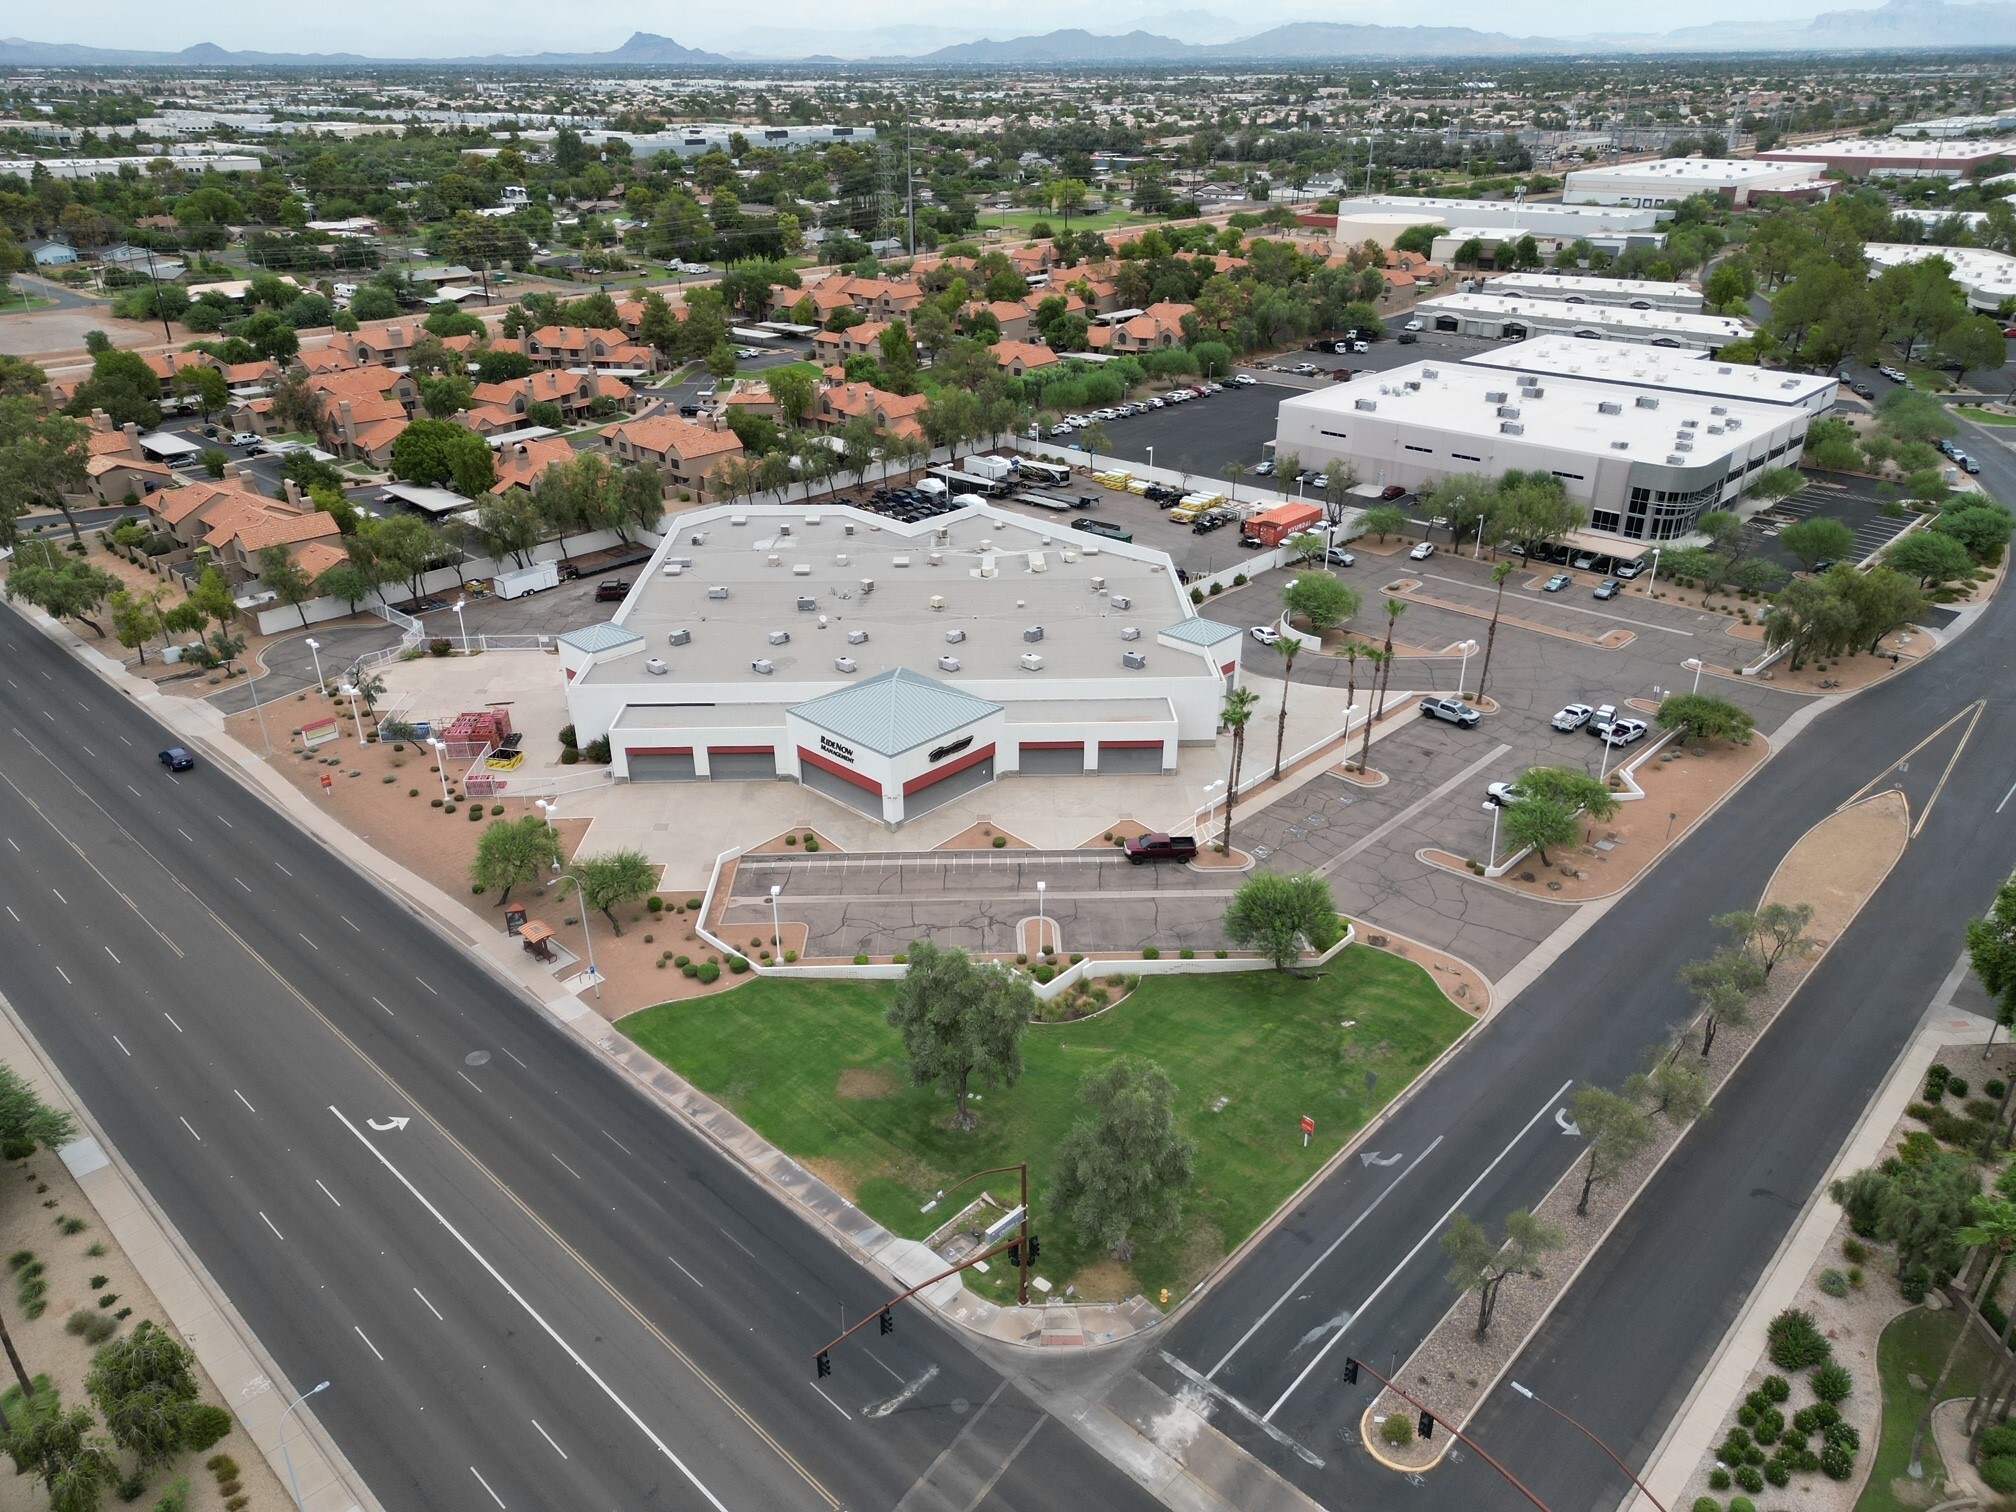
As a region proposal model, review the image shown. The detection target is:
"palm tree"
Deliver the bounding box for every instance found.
[1271,637,1299,780]
[1372,599,1406,721]
[1340,643,1365,767]
[1218,685,1261,855]
[1475,560,1516,706]
[1916,1192,2016,1472]
[1356,648,1390,772]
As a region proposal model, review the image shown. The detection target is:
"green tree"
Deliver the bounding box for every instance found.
[7,1404,114,1512]
[254,545,317,629]
[85,1320,199,1470]
[1764,573,1860,670]
[64,348,160,430]
[1504,794,1577,867]
[188,566,237,632]
[1625,1048,1711,1124]
[1886,530,1974,591]
[417,373,473,420]
[1223,872,1342,970]
[1714,902,1818,977]
[1474,559,1517,705]
[108,588,164,666]
[764,366,816,429]
[357,514,444,600]
[1937,313,2010,384]
[472,492,544,570]
[1779,516,1855,572]
[1654,693,1755,745]
[1966,879,2016,1032]
[350,285,399,322]
[173,364,230,422]
[470,815,561,908]
[0,400,90,545]
[1280,573,1360,637]
[1934,505,2014,563]
[1679,945,1768,1056]
[1570,1085,1652,1216]
[1217,684,1261,856]
[1515,765,1622,821]
[568,850,659,935]
[3,555,121,638]
[1440,1208,1564,1339]
[0,1061,75,1160]
[885,940,1032,1130]
[391,419,495,496]
[1362,505,1406,542]
[1049,1057,1197,1261]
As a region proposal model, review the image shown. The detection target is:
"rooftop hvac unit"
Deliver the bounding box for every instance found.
[777,524,791,536]
[945,628,967,643]
[1501,421,1525,435]
[1080,544,1101,555]
[804,512,821,525]
[1019,652,1044,672]
[1354,398,1378,412]
[1022,626,1045,643]
[1666,454,1687,466]
[1636,395,1660,410]
[1518,374,1539,386]
[1061,549,1078,564]
[1525,386,1545,399]
[1597,401,1623,415]
[793,563,812,576]
[843,523,855,536]
[892,555,911,567]
[1711,405,1728,416]
[1716,367,1734,376]
[669,627,691,646]
[1675,440,1694,452]
[708,585,729,600]
[833,656,857,674]
[1725,418,1742,431]
[834,553,849,566]
[1110,594,1132,610]
[645,658,668,676]
[847,629,868,645]
[732,514,748,526]
[1120,626,1141,641]
[689,533,705,546]
[929,595,945,611]
[1681,419,1699,430]
[1780,377,1800,389]
[860,578,874,594]
[1422,367,1440,379]
[766,554,780,567]
[1497,405,1522,419]
[1485,390,1508,403]
[1030,552,1048,573]
[938,655,961,672]
[1706,425,1725,435]
[1404,379,1421,391]
[767,630,791,645]
[980,539,993,551]
[1611,440,1631,451]
[978,561,997,579]
[1090,576,1106,591]
[1122,651,1148,669]
[928,552,942,566]
[751,658,775,675]
[797,596,818,611]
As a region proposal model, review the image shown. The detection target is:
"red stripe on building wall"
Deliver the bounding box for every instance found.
[1220,661,1237,677]
[1020,741,1083,751]
[706,745,774,756]
[797,745,883,794]
[901,743,995,796]
[1097,740,1162,750]
[625,747,693,757]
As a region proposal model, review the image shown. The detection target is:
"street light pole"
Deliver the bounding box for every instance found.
[247,652,274,758]
[1036,879,1046,951]
[451,597,469,653]
[429,738,452,802]
[539,799,601,998]
[1683,656,1704,694]
[1454,639,1479,699]
[769,883,783,959]
[1644,545,1663,598]
[304,636,325,695]
[277,1380,331,1512]
[339,683,365,748]
[1508,1381,1667,1512]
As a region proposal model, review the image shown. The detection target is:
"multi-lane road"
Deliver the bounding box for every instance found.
[0,606,1158,1510]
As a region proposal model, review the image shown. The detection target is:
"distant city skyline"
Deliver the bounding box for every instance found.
[12,0,1868,59]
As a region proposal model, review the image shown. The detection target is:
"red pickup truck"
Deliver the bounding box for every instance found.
[1124,833,1200,864]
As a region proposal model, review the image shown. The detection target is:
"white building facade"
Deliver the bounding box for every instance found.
[1411,292,1751,351]
[1562,158,1832,208]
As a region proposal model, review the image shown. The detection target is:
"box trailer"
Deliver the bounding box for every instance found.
[494,560,560,599]
[964,455,1016,484]
[1243,502,1323,548]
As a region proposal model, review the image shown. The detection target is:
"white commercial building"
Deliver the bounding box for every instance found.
[1334,195,1667,253]
[1562,157,1832,208]
[557,503,1243,825]
[1481,272,1704,313]
[1412,291,1750,351]
[1273,344,1824,546]
[577,123,875,160]
[1464,335,1838,416]
[0,153,261,181]
[1862,243,2016,312]
[1760,136,2016,179]
[1893,112,2016,139]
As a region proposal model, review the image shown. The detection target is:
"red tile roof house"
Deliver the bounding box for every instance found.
[489,436,578,495]
[308,366,417,464]
[811,321,892,362]
[993,341,1061,378]
[469,370,637,424]
[525,326,660,372]
[598,415,745,502]
[331,323,419,369]
[1107,302,1195,352]
[810,382,929,442]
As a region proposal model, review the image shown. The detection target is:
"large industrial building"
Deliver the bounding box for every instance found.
[1410,291,1751,350]
[1759,136,2016,178]
[1272,340,1830,546]
[1561,157,1833,208]
[556,504,1244,823]
[1480,272,1705,313]
[1862,243,2016,312]
[1332,195,1666,253]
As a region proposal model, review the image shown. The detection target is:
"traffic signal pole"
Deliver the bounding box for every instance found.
[812,1229,1035,1378]
[1346,1357,1556,1512]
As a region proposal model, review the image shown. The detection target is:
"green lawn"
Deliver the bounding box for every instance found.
[976,208,1159,236]
[621,950,1470,1305]
[1957,406,2016,427]
[0,290,56,314]
[1856,1306,2001,1511]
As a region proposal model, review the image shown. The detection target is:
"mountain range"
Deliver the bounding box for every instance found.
[9,0,2016,67]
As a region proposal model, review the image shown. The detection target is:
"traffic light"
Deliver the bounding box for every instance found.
[879,1308,894,1336]
[816,1352,831,1379]
[1342,1358,1359,1385]
[1027,1234,1041,1262]
[1005,1243,1021,1266]
[1418,1411,1434,1441]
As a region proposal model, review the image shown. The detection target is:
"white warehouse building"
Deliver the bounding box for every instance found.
[1411,291,1751,350]
[556,504,1244,825]
[1333,195,1667,253]
[1481,272,1705,313]
[1562,157,1833,208]
[1273,345,1829,546]
[1862,243,2016,313]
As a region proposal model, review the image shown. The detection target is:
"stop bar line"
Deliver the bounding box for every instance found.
[1262,1077,1575,1423]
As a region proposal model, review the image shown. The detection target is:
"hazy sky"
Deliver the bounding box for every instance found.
[21,0,1849,54]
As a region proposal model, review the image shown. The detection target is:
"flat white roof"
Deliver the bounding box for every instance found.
[1762,136,2016,164]
[1486,272,1703,304]
[583,503,1200,690]
[1280,362,1789,464]
[1564,158,1822,186]
[1465,335,1836,407]
[1864,242,2016,302]
[1415,292,1750,342]
[1337,195,1661,227]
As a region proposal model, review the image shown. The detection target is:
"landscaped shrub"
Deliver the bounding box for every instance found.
[1729,1496,1757,1512]
[1762,1459,1791,1488]
[1823,1422,1859,1454]
[1750,1407,1783,1445]
[854,953,870,965]
[182,1403,232,1452]
[1901,1264,1931,1303]
[1692,1498,1721,1512]
[1949,1076,1971,1099]
[1818,1444,1853,1480]
[1980,1424,2016,1459]
[1733,1465,1764,1493]
[695,962,720,983]
[648,896,664,913]
[1179,948,1195,960]
[1758,1374,1790,1404]
[1818,1269,1849,1297]
[65,1309,116,1343]
[1841,1237,1869,1264]
[804,837,820,851]
[153,1477,190,1512]
[727,955,750,974]
[1811,1363,1853,1404]
[785,833,798,845]
[1926,1063,1952,1100]
[1766,1308,1831,1370]
[1380,1413,1414,1447]
[1719,1427,1751,1460]
[1989,1079,2008,1100]
[1707,1468,1732,1491]
[1736,1402,1759,1426]
[559,724,578,750]
[1033,965,1054,983]
[1142,947,1160,960]
[680,963,697,978]
[686,898,702,910]
[992,835,1007,848]
[1983,1456,2016,1494]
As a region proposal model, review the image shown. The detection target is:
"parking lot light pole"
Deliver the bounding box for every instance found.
[1196,777,1225,836]
[451,598,469,653]
[429,738,452,802]
[769,883,783,959]
[1487,799,1502,870]
[1036,880,1046,949]
[304,636,325,695]
[338,683,365,748]
[1644,545,1663,598]
[1145,446,1154,477]
[1683,656,1704,694]
[1454,639,1480,699]
[1598,728,1620,786]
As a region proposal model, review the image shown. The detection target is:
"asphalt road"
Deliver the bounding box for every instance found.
[0,609,1159,1511]
[1148,431,2016,1507]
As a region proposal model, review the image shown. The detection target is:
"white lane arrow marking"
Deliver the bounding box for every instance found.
[863,1364,939,1419]
[1556,1108,1582,1137]
[366,1116,411,1132]
[1358,1151,1404,1167]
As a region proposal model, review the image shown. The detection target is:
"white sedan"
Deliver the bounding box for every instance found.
[1409,541,1437,561]
[1249,625,1282,646]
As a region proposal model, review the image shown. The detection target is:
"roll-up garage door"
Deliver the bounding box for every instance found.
[1435,315,1459,333]
[801,760,882,816]
[1017,743,1085,776]
[905,756,995,818]
[1096,741,1164,775]
[707,747,777,780]
[628,749,696,781]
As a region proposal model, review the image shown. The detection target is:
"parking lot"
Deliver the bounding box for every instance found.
[1754,475,1917,574]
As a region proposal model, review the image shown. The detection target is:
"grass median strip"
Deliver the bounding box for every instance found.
[621,948,1470,1305]
[1858,1307,1998,1511]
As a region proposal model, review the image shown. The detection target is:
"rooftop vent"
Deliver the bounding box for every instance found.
[732,514,748,526]
[1029,552,1048,573]
[1404,379,1422,392]
[797,596,818,611]
[751,658,775,675]
[1354,398,1378,412]
[843,523,855,536]
[1598,400,1623,415]
[663,562,683,577]
[804,512,821,526]
[945,628,966,644]
[1122,651,1148,669]
[767,630,791,646]
[777,524,791,536]
[891,554,910,568]
[929,595,945,611]
[645,658,668,676]
[766,554,780,567]
[1421,367,1440,379]
[1023,626,1045,643]
[833,656,857,674]
[938,655,961,673]
[928,552,942,566]
[689,533,705,546]
[708,586,729,600]
[1120,626,1141,641]
[792,563,811,576]
[1061,549,1079,564]
[1090,575,1106,592]
[847,629,868,645]
[1636,395,1660,410]
[859,578,874,595]
[834,553,849,566]
[669,628,691,647]
[1019,652,1045,672]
